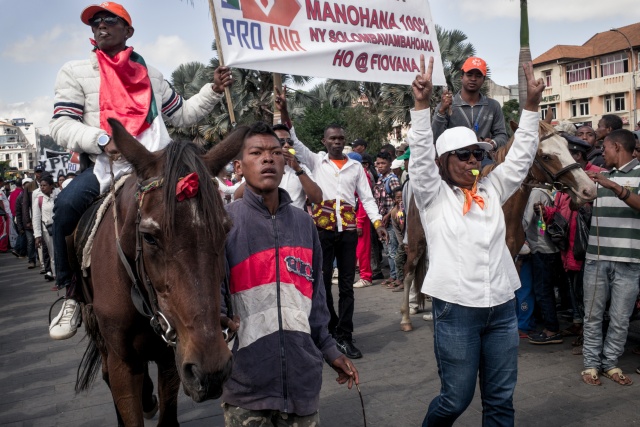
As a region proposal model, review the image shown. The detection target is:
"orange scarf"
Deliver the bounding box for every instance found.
[461,183,485,215]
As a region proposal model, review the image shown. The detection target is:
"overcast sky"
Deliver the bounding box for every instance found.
[1,0,639,132]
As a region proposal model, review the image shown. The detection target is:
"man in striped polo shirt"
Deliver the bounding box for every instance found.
[581,129,640,386]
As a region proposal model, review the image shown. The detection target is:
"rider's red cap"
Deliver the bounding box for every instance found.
[81,2,132,26]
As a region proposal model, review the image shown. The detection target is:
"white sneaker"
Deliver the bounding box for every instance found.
[353,279,372,288]
[49,298,80,340]
[409,307,419,315]
[422,312,433,321]
[332,268,339,285]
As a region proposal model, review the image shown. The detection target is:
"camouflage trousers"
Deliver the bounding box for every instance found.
[223,403,320,426]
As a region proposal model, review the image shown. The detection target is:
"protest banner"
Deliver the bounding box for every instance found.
[39,149,80,181]
[212,0,446,86]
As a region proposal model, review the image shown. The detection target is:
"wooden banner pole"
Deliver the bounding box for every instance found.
[207,0,236,127]
[273,73,282,126]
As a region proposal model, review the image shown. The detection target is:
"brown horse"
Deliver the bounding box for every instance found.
[75,119,242,426]
[399,120,597,331]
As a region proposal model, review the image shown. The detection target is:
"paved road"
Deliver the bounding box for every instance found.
[1,252,640,426]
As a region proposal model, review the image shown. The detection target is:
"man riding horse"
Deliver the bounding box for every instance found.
[49,2,232,340]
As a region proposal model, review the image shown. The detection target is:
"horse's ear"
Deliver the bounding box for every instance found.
[202,126,250,176]
[108,118,161,178]
[510,120,518,133]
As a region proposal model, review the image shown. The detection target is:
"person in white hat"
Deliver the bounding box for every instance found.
[409,56,545,425]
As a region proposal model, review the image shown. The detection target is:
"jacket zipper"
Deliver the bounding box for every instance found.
[272,214,289,412]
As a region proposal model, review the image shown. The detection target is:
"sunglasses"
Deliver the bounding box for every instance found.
[278,138,293,146]
[450,149,486,162]
[89,16,122,27]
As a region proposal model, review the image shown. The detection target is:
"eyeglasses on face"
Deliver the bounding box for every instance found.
[90,16,122,27]
[450,149,485,162]
[278,138,293,146]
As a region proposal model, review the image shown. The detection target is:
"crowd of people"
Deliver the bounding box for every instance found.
[2,2,640,426]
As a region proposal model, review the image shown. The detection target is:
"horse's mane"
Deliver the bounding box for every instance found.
[160,140,226,242]
[479,119,554,178]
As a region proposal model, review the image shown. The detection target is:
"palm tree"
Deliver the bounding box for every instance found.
[378,25,478,127]
[166,42,314,144]
[517,0,532,113]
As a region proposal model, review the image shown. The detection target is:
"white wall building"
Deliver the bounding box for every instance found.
[0,118,38,173]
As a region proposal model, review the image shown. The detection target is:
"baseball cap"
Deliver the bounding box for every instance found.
[391,159,404,170]
[396,147,411,161]
[563,134,591,152]
[435,127,493,157]
[81,2,132,26]
[34,166,44,172]
[347,152,363,163]
[22,177,33,184]
[461,57,487,76]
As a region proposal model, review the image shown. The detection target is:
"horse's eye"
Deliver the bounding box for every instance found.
[541,155,552,162]
[143,233,158,246]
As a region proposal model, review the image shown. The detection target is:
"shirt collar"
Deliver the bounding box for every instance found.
[612,158,639,173]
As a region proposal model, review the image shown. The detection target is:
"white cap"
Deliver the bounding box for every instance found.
[435,126,493,157]
[22,177,33,184]
[391,158,404,169]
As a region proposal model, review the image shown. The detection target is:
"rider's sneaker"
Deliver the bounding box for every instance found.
[49,298,80,340]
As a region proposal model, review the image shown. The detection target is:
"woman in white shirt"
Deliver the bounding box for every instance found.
[409,57,545,426]
[33,175,59,279]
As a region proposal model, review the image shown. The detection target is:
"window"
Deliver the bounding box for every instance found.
[18,162,23,169]
[571,99,590,117]
[601,53,628,77]
[17,153,22,159]
[544,70,552,87]
[604,93,626,112]
[566,61,592,83]
[541,104,557,120]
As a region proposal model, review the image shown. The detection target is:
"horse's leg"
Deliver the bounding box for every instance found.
[142,362,159,420]
[101,355,125,427]
[401,270,415,331]
[156,353,180,427]
[106,354,146,427]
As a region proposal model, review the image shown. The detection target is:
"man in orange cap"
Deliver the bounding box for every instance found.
[432,56,508,153]
[48,2,233,341]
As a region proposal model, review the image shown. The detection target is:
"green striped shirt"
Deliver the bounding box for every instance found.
[586,158,640,263]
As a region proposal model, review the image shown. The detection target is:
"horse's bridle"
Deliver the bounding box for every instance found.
[528,131,581,192]
[110,170,234,347]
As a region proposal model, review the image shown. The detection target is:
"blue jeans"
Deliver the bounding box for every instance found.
[53,167,100,288]
[382,224,397,279]
[531,252,560,332]
[24,229,36,263]
[516,257,536,332]
[424,298,518,427]
[582,259,640,371]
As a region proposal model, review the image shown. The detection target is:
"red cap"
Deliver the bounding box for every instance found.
[461,57,487,76]
[81,2,132,26]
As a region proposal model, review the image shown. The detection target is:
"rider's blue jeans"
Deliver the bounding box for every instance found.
[53,167,100,289]
[423,298,518,427]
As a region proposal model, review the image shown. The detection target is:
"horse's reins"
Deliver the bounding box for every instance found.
[108,158,235,347]
[524,131,581,193]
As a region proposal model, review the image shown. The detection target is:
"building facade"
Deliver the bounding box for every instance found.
[0,118,38,173]
[533,22,640,130]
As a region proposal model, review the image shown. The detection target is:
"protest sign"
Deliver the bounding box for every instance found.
[39,149,80,181]
[213,0,446,86]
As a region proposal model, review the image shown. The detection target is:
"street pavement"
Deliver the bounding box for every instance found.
[1,252,640,426]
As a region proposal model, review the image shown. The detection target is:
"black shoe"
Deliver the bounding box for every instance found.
[528,331,563,345]
[11,250,20,258]
[371,273,384,281]
[336,338,363,359]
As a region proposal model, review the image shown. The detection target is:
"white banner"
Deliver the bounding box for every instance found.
[213,0,446,86]
[39,149,80,181]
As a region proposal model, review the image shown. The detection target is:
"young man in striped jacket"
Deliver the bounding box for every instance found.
[581,129,640,386]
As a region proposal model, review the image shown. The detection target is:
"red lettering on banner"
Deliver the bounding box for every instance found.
[309,27,326,42]
[306,0,400,29]
[333,49,354,67]
[269,27,306,51]
[371,54,420,73]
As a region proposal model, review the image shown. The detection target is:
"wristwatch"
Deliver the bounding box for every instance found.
[295,169,305,176]
[98,134,111,151]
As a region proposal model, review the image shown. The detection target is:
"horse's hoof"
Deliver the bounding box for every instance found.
[143,394,158,419]
[401,323,413,332]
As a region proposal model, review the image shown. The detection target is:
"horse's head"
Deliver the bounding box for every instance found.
[527,120,597,206]
[109,119,242,402]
